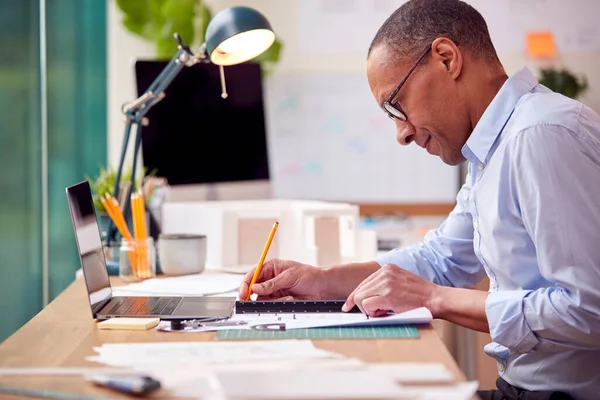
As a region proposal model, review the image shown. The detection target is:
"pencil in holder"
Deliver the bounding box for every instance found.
[119,237,156,282]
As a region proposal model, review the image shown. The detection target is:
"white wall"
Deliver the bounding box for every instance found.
[107,0,154,174]
[106,0,374,171]
[107,0,600,185]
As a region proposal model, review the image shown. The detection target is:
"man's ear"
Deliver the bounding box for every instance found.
[431,37,462,80]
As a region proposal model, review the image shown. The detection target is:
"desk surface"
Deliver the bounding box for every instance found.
[0,277,466,399]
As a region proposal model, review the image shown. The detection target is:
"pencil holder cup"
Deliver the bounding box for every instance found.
[102,242,121,276]
[119,237,156,282]
[158,233,207,275]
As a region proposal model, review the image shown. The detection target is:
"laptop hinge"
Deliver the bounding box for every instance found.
[93,296,112,317]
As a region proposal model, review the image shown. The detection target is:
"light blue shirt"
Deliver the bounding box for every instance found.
[376,67,600,400]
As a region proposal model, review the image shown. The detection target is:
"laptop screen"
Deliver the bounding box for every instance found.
[66,181,112,316]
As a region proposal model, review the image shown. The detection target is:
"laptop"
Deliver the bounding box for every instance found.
[66,181,236,321]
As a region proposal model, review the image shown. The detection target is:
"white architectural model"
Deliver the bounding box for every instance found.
[161,199,372,273]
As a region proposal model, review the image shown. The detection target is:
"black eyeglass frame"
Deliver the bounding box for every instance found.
[382,40,458,122]
[382,46,432,122]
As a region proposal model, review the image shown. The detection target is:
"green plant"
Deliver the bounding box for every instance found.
[85,166,135,213]
[115,0,283,73]
[539,68,588,99]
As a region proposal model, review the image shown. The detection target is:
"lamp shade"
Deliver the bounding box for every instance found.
[205,6,275,66]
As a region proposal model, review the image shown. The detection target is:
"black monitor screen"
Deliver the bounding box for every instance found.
[134,61,269,185]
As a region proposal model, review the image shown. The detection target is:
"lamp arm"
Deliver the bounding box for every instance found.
[147,50,190,94]
[121,122,144,232]
[106,37,209,244]
[121,40,209,118]
[106,120,133,244]
[113,121,133,198]
[122,48,190,117]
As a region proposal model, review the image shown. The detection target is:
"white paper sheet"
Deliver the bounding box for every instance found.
[0,367,132,376]
[87,339,474,400]
[281,306,432,329]
[157,307,432,332]
[216,369,409,399]
[213,369,478,400]
[111,272,242,297]
[140,362,470,399]
[87,340,344,368]
[365,363,454,383]
[401,381,480,400]
[135,359,367,398]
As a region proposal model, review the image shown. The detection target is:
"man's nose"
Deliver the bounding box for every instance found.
[395,120,415,146]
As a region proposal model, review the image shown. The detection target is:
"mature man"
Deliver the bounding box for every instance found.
[239,1,600,399]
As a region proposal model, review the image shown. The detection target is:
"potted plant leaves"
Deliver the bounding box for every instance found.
[539,68,588,99]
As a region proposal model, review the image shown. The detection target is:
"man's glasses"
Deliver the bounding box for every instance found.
[382,46,432,122]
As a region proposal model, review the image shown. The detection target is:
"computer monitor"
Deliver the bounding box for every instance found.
[134,61,270,191]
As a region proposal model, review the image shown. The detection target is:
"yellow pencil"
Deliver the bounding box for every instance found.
[131,192,143,277]
[136,191,150,278]
[104,195,132,240]
[102,195,137,275]
[137,191,150,278]
[245,221,279,301]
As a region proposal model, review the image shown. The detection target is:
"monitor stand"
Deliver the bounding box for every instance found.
[206,184,219,201]
[165,180,272,202]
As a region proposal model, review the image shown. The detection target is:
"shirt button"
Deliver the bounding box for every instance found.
[498,362,505,373]
[477,163,483,172]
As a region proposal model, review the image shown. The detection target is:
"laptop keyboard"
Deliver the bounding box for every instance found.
[105,297,182,316]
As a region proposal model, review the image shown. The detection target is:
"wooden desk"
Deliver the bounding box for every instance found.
[0,277,466,399]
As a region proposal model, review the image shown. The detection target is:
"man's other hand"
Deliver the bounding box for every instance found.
[342,264,440,317]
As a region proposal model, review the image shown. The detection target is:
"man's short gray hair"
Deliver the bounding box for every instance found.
[369,0,500,63]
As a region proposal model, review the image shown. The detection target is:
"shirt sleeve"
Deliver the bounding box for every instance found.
[375,172,486,289]
[486,122,600,354]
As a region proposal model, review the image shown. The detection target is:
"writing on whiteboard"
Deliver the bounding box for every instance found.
[264,74,458,202]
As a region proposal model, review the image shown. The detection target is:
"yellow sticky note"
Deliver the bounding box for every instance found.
[97,317,160,331]
[526,31,556,58]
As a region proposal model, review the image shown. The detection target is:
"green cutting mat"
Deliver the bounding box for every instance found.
[216,325,419,340]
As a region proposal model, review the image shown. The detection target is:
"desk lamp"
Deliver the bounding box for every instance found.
[107,6,275,243]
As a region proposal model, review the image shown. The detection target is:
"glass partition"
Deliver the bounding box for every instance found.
[0,0,106,341]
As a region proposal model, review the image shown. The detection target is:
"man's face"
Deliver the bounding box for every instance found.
[367,44,470,166]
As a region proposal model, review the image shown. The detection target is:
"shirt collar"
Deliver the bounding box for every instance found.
[462,66,539,165]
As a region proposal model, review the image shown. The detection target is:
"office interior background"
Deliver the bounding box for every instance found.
[1,0,599,388]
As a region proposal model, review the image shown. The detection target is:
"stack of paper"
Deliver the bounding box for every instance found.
[87,341,479,399]
[87,340,344,368]
[111,272,242,297]
[87,340,353,398]
[214,368,479,399]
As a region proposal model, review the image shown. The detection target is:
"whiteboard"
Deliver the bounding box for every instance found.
[267,0,600,203]
[469,0,600,52]
[297,0,403,55]
[263,73,460,203]
[297,0,600,54]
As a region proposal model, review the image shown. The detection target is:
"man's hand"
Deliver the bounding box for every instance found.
[342,264,440,317]
[238,260,383,301]
[238,259,328,301]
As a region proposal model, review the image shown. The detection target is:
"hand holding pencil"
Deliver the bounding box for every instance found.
[245,221,279,301]
[239,222,333,301]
